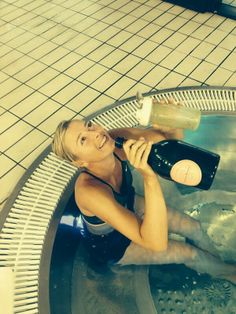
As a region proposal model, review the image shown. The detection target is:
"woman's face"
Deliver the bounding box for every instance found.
[64,119,115,164]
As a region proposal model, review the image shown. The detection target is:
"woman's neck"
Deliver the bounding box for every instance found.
[86,153,118,181]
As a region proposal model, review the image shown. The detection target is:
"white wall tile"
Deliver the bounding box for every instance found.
[205,29,228,45]
[14,61,47,82]
[205,67,233,86]
[176,37,201,55]
[166,16,188,31]
[9,92,47,118]
[141,65,170,86]
[154,12,176,27]
[88,44,115,62]
[40,46,71,66]
[1,84,34,110]
[191,24,214,40]
[26,67,59,89]
[132,40,158,58]
[49,51,80,72]
[38,106,75,135]
[126,60,155,80]
[190,41,215,59]
[192,12,212,24]
[149,28,174,44]
[0,155,16,177]
[91,70,122,92]
[160,50,186,70]
[119,35,146,53]
[80,94,115,116]
[146,45,172,64]
[65,88,100,112]
[23,99,61,125]
[221,52,236,71]
[65,57,94,78]
[28,41,58,59]
[189,61,217,82]
[113,15,137,29]
[204,14,226,28]
[100,49,127,68]
[52,80,87,104]
[164,32,188,49]
[39,74,73,98]
[0,112,18,133]
[0,106,5,115]
[0,120,33,152]
[105,75,136,98]
[156,71,186,89]
[219,34,236,51]
[205,47,231,66]
[95,26,120,42]
[0,78,21,99]
[175,56,202,76]
[0,165,25,203]
[78,64,108,85]
[224,73,236,87]
[178,20,201,35]
[122,82,151,99]
[137,24,161,38]
[113,54,142,74]
[107,30,133,47]
[125,19,149,34]
[5,129,48,162]
[218,18,236,33]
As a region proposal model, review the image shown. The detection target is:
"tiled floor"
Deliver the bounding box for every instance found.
[0,0,236,209]
[223,0,236,7]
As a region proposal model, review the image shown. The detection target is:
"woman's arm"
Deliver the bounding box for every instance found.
[76,138,168,252]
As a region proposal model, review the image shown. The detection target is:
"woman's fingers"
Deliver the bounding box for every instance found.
[123,138,148,166]
[129,138,146,165]
[124,138,156,177]
[158,97,183,107]
[133,142,148,168]
[124,138,153,170]
[141,141,153,166]
[123,138,144,163]
[159,98,166,105]
[167,97,175,105]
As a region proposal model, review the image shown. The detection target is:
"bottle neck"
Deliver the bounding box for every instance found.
[115,137,126,149]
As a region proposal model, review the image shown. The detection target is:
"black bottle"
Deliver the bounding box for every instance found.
[115,137,220,190]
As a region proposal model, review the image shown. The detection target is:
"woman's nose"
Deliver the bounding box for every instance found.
[91,131,102,141]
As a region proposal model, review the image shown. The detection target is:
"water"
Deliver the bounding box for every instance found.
[71,114,236,314]
[132,115,236,261]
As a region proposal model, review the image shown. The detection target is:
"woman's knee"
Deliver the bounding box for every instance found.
[168,241,198,263]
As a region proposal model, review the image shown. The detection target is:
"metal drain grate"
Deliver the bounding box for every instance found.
[149,264,236,314]
[204,280,231,306]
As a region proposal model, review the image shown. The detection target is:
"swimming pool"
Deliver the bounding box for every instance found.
[50,113,236,314]
[1,87,235,313]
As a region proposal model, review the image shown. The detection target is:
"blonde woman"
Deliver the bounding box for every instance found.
[52,102,236,284]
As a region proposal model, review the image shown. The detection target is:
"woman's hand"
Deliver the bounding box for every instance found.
[151,98,184,140]
[123,137,156,179]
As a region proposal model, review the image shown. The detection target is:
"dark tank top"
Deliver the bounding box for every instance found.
[78,153,135,264]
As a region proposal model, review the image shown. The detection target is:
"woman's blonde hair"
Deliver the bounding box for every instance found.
[51,120,77,162]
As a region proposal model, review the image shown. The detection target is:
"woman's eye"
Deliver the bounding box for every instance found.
[87,121,92,128]
[81,137,86,145]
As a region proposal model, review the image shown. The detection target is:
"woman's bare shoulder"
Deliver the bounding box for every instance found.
[75,172,102,195]
[75,172,111,215]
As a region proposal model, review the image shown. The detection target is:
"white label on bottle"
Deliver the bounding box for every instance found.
[170,159,202,186]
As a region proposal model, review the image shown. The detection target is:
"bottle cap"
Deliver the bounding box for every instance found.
[136,97,153,126]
